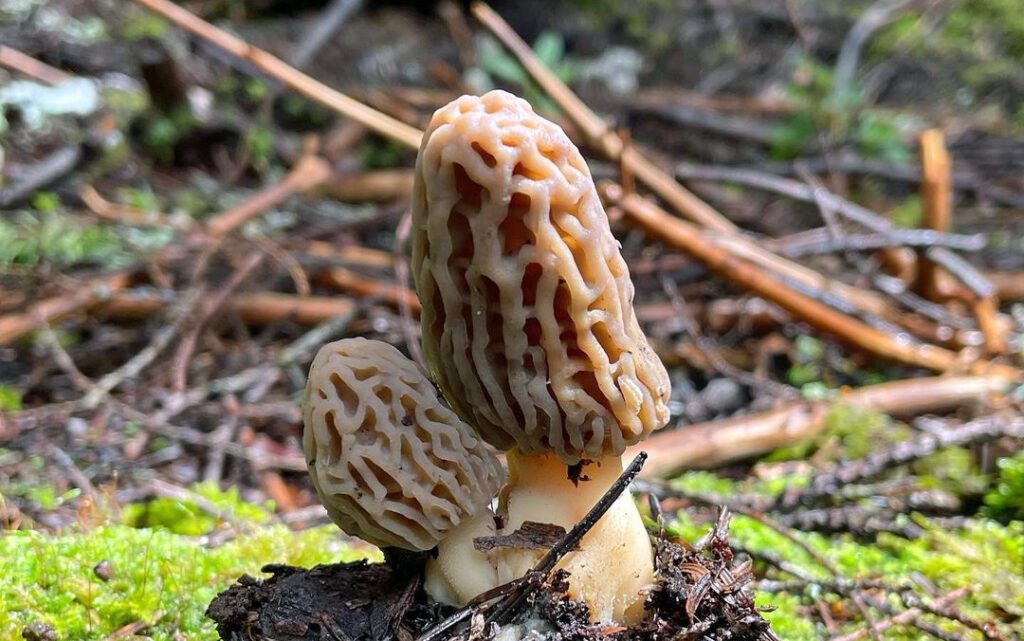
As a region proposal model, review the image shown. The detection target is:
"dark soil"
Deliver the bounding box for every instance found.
[206,512,774,641]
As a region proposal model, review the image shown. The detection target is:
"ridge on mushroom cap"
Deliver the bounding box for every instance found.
[412,90,671,464]
[302,337,505,551]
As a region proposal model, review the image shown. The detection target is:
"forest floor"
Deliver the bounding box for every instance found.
[1,1,1023,640]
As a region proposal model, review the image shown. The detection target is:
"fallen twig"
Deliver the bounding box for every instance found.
[0,145,84,209]
[675,162,996,300]
[470,1,736,234]
[629,374,1011,477]
[602,182,1019,378]
[832,0,918,101]
[486,453,648,626]
[0,45,70,85]
[0,272,135,345]
[130,0,422,149]
[916,129,952,300]
[780,414,1024,509]
[101,291,358,327]
[206,152,332,237]
[317,169,415,203]
[772,228,986,256]
[829,587,972,641]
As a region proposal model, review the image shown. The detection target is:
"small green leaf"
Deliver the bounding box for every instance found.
[533,31,565,67]
[0,384,23,411]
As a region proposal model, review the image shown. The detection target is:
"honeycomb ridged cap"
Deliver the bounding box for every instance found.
[411,90,671,464]
[302,338,505,550]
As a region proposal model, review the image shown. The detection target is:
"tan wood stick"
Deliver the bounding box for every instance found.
[130,0,423,149]
[631,376,1010,477]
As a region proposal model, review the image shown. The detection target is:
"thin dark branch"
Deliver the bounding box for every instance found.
[780,415,1024,509]
[772,228,987,257]
[486,453,648,626]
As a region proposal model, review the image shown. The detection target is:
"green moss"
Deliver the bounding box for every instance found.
[756,591,819,641]
[0,384,22,411]
[984,451,1024,522]
[0,485,373,640]
[876,0,1024,92]
[122,483,273,536]
[0,211,127,267]
[670,509,1023,637]
[669,471,738,498]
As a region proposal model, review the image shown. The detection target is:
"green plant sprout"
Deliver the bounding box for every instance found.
[467,31,580,115]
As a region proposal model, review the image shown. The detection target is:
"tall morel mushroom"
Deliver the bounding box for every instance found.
[412,90,672,623]
[302,337,506,605]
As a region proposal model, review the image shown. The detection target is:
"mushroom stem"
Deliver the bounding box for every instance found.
[495,450,654,624]
[424,509,500,606]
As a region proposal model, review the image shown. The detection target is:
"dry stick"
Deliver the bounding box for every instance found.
[773,228,985,256]
[829,587,973,641]
[710,235,890,319]
[602,182,1020,379]
[779,415,1024,509]
[82,289,203,409]
[102,291,358,327]
[918,131,1007,354]
[129,0,1014,374]
[170,252,267,392]
[0,145,84,208]
[0,272,134,345]
[628,374,1011,478]
[470,1,735,235]
[896,592,1008,641]
[393,209,426,369]
[317,169,415,203]
[918,130,1008,355]
[973,296,1009,355]
[468,1,937,330]
[130,0,422,149]
[988,272,1024,302]
[318,266,420,313]
[916,129,952,301]
[831,0,917,101]
[0,45,71,85]
[675,162,996,300]
[206,153,332,236]
[81,185,191,229]
[485,452,649,626]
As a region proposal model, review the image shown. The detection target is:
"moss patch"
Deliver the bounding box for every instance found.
[0,489,373,641]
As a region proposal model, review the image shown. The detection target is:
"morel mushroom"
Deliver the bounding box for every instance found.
[302,337,506,605]
[412,91,671,623]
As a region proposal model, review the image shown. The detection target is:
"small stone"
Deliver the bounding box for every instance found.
[21,622,57,641]
[700,378,745,415]
[93,560,113,581]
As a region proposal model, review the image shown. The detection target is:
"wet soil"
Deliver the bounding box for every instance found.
[206,513,775,641]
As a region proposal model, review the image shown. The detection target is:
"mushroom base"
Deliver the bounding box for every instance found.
[424,509,500,606]
[495,450,655,625]
[205,512,773,641]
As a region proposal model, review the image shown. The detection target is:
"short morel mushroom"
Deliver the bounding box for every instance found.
[411,90,672,623]
[302,337,506,605]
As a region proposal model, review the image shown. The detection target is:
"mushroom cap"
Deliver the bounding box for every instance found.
[411,90,671,464]
[302,337,505,551]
